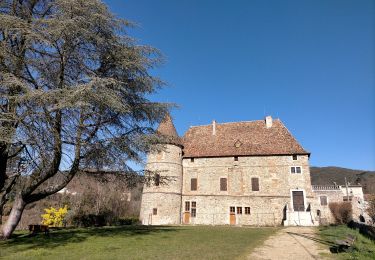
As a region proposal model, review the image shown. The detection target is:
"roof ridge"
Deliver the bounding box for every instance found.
[188,118,281,128]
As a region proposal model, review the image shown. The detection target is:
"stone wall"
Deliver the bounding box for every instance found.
[181,154,316,225]
[313,190,343,224]
[139,144,183,225]
[182,195,288,226]
[140,192,181,225]
[314,188,367,224]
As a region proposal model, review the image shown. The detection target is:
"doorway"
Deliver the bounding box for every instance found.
[292,191,305,211]
[183,212,190,224]
[229,206,236,225]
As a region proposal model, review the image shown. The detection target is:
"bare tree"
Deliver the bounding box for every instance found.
[367,195,375,224]
[0,0,169,239]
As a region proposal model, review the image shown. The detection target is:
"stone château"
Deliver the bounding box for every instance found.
[140,115,365,226]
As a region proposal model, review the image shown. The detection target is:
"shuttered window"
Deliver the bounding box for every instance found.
[191,178,197,191]
[320,196,328,206]
[251,177,259,191]
[220,178,227,191]
[153,208,157,215]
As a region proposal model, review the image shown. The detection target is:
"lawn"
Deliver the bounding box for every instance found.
[318,225,375,260]
[0,225,278,259]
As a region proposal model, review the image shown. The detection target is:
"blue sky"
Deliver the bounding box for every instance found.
[105,0,375,170]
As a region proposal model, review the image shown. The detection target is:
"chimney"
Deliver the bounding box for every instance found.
[265,116,272,128]
[212,120,216,135]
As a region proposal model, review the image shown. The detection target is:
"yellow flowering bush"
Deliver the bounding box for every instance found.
[41,205,68,227]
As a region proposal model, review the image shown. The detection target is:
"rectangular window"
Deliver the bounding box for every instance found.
[191,201,196,217]
[320,196,328,206]
[153,208,157,215]
[251,177,259,191]
[185,201,190,211]
[245,207,251,215]
[220,178,227,191]
[290,167,302,174]
[343,196,353,202]
[191,178,197,191]
[191,208,196,217]
[234,156,238,161]
[155,174,160,186]
[230,206,235,213]
[237,207,242,214]
[190,158,194,163]
[292,155,298,160]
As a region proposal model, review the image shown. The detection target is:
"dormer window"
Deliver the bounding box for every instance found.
[292,155,298,160]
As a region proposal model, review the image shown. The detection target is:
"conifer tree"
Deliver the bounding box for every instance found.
[0,0,168,238]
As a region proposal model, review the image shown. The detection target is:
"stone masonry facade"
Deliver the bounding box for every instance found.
[140,115,327,226]
[181,155,314,226]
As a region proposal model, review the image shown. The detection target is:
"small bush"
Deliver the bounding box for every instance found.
[329,202,353,224]
[72,214,106,227]
[115,217,139,226]
[70,214,139,227]
[41,205,68,227]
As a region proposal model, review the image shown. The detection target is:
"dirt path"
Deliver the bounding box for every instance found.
[248,227,331,260]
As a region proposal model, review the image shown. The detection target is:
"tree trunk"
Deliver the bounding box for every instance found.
[0,207,3,225]
[0,144,8,192]
[1,196,26,239]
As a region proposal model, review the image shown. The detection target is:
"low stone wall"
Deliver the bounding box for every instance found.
[348,221,375,241]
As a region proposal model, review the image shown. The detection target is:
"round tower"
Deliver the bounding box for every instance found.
[140,114,183,225]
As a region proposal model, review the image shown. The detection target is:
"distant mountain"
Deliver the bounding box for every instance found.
[310,166,375,194]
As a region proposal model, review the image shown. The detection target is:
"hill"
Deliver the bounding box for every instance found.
[310,166,375,194]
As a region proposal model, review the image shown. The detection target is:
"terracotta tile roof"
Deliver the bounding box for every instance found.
[182,118,309,157]
[157,114,183,147]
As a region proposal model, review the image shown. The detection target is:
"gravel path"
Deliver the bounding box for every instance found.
[248,227,331,260]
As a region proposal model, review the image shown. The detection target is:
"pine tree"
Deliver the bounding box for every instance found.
[0,0,169,238]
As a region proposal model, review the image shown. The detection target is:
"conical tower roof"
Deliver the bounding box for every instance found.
[156,114,183,147]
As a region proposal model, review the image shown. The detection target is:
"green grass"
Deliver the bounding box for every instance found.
[318,225,375,260]
[0,225,278,259]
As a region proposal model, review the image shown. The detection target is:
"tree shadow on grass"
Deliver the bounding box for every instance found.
[286,232,335,246]
[1,225,179,253]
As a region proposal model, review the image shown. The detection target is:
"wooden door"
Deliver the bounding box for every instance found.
[292,191,305,211]
[230,214,236,225]
[183,212,190,224]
